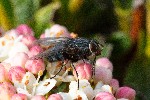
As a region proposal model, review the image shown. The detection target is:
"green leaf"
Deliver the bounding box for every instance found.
[34,1,61,37]
[10,0,40,26]
[108,31,132,57]
[124,57,150,100]
[0,0,14,30]
[51,82,69,93]
[100,43,113,58]
[113,0,132,9]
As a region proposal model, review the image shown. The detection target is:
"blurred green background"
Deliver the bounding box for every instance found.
[0,0,150,99]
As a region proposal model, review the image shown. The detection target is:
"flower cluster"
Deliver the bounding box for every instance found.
[0,24,136,100]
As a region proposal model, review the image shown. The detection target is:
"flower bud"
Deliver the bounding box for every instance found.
[8,42,29,58]
[25,59,45,75]
[0,62,11,72]
[48,94,63,100]
[0,64,9,82]
[115,86,136,100]
[96,57,113,71]
[0,82,16,100]
[16,24,34,36]
[11,93,27,100]
[117,98,128,100]
[31,95,46,100]
[8,66,26,82]
[40,33,45,38]
[21,35,36,48]
[110,79,119,93]
[45,24,70,37]
[73,62,92,80]
[11,52,29,67]
[94,66,112,84]
[28,45,43,58]
[95,92,116,100]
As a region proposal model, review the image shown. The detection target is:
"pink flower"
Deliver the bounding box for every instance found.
[95,92,116,100]
[73,62,92,80]
[11,93,27,100]
[48,94,63,100]
[16,24,34,36]
[11,52,29,67]
[115,86,136,100]
[31,95,46,100]
[21,35,36,49]
[28,45,43,58]
[0,64,9,82]
[109,79,119,93]
[45,24,71,37]
[0,82,16,100]
[25,59,45,74]
[8,66,26,82]
[96,57,113,71]
[94,65,112,84]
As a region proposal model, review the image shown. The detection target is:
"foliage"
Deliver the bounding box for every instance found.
[0,0,150,99]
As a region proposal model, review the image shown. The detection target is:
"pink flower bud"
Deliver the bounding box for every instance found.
[94,65,112,84]
[0,64,9,82]
[28,45,43,58]
[95,92,116,100]
[115,86,136,100]
[73,62,92,80]
[8,66,26,82]
[0,82,16,100]
[45,24,71,37]
[48,94,63,100]
[40,33,45,38]
[96,57,113,71]
[25,59,45,74]
[11,93,27,100]
[110,79,119,93]
[21,35,36,48]
[11,52,29,67]
[31,95,46,100]
[16,24,34,36]
[0,62,12,72]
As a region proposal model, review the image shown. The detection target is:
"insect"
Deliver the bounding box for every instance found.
[30,37,103,87]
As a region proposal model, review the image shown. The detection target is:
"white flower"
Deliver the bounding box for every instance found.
[35,79,57,95]
[57,79,94,100]
[44,24,70,37]
[46,62,75,84]
[0,30,28,61]
[14,71,57,99]
[0,36,14,61]
[94,81,113,96]
[58,90,88,100]
[69,79,94,100]
[8,42,28,58]
[58,92,73,100]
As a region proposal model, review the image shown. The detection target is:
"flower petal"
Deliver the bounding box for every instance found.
[22,72,36,93]
[69,79,94,100]
[35,79,57,95]
[58,92,73,100]
[17,88,32,98]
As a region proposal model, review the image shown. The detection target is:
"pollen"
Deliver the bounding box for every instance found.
[1,41,5,46]
[38,70,43,76]
[43,82,50,86]
[25,80,29,85]
[75,95,82,100]
[56,31,63,37]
